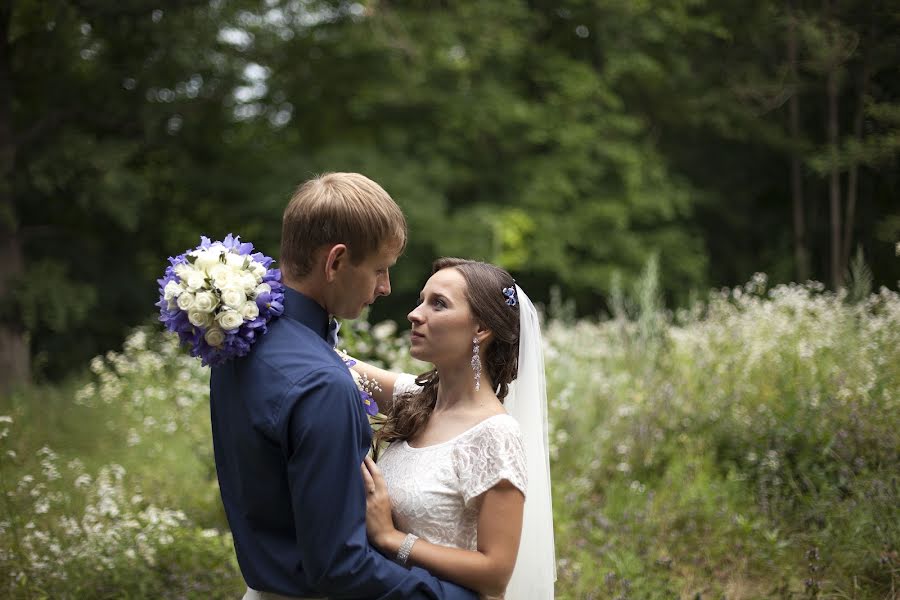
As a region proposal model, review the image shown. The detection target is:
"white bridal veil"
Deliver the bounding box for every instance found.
[504,285,556,599]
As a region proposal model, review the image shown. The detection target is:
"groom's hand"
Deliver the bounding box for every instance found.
[361,456,405,555]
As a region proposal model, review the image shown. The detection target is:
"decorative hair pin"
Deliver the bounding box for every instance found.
[502,285,518,307]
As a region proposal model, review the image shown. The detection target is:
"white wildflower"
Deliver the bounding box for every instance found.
[127,429,141,447]
[371,321,397,340]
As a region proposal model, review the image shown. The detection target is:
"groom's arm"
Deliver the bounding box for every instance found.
[281,367,477,600]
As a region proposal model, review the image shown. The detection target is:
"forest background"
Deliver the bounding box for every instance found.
[1,0,899,385]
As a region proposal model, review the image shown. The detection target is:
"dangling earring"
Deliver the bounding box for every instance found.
[471,337,481,392]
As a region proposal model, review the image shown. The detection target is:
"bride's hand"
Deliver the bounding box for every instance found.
[360,456,405,553]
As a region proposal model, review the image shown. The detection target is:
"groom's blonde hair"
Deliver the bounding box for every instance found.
[280,172,407,280]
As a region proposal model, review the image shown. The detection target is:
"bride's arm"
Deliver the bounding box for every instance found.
[361,457,524,598]
[344,357,410,416]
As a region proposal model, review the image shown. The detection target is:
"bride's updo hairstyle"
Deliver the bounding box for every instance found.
[374,257,520,449]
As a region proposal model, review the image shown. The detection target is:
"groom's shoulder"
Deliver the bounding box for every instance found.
[247,316,343,384]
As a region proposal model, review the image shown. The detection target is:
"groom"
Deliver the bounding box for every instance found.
[210,173,476,599]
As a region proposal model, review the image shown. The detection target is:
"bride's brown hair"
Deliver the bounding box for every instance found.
[374,258,520,450]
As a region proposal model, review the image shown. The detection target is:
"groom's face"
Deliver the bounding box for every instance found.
[329,241,400,319]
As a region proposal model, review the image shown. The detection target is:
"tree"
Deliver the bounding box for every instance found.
[4,0,899,382]
[0,2,28,392]
[2,0,263,384]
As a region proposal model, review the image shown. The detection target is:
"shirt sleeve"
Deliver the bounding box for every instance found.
[282,366,477,600]
[393,372,422,399]
[453,417,528,506]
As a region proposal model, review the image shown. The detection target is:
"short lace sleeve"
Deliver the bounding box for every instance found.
[453,416,527,506]
[392,373,421,400]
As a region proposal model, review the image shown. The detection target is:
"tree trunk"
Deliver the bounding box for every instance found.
[842,47,870,275]
[826,41,842,289]
[787,3,809,282]
[0,1,29,393]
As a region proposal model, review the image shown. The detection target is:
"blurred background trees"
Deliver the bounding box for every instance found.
[2,0,898,385]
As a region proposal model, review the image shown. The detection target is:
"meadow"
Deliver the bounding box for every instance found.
[1,272,898,599]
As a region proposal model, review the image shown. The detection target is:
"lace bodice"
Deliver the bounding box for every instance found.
[378,374,527,552]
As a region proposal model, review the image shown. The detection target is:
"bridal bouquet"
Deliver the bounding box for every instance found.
[157,234,284,366]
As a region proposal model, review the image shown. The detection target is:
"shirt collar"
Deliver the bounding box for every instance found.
[282,287,331,342]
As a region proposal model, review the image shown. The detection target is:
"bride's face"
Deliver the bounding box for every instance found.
[407,268,479,366]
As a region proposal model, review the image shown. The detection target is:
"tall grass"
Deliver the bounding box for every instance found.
[547,271,899,599]
[1,271,898,598]
[0,331,241,598]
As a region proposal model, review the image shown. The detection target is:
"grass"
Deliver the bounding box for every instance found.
[1,272,898,598]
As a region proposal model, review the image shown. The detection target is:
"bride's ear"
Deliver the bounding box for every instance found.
[474,324,492,346]
[323,244,348,283]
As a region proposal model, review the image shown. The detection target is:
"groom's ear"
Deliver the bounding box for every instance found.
[323,244,349,283]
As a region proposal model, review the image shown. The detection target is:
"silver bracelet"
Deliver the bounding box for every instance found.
[396,533,419,565]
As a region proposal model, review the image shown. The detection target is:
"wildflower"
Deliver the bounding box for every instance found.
[127,429,141,446]
[371,321,397,340]
[90,356,105,374]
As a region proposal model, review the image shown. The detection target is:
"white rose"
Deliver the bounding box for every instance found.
[221,287,246,309]
[204,327,226,347]
[163,281,182,301]
[239,271,258,292]
[193,291,217,313]
[188,310,213,328]
[216,310,244,331]
[220,265,246,290]
[253,283,272,298]
[176,292,195,311]
[241,301,259,321]
[185,270,207,291]
[193,249,224,271]
[249,261,266,279]
[209,263,231,285]
[225,252,247,269]
[173,263,192,280]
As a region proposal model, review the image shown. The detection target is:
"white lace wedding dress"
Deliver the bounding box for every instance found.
[378,374,527,598]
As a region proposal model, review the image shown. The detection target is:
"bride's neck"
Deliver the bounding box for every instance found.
[433,362,493,412]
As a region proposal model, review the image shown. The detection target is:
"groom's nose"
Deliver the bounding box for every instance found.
[375,271,391,297]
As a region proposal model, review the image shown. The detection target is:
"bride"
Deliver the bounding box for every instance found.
[350,257,555,599]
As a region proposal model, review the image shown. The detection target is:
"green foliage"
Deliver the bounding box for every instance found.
[8,261,96,333]
[0,329,242,597]
[846,247,874,304]
[2,273,899,597]
[6,0,900,382]
[546,275,900,598]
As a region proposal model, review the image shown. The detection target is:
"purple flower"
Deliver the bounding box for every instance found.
[360,390,379,417]
[335,350,380,416]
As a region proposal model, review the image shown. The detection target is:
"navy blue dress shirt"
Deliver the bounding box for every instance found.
[210,287,476,599]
